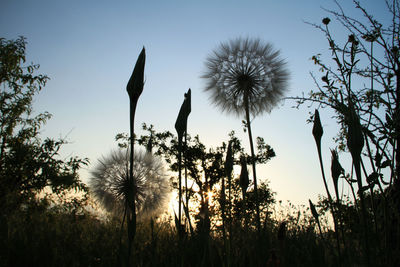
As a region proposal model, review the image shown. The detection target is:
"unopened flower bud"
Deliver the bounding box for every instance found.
[322,17,330,25]
[331,149,344,198]
[239,156,249,197]
[312,110,323,147]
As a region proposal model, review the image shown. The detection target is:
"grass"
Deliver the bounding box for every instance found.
[2,195,381,267]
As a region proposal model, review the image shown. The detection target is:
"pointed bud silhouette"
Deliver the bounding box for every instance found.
[312,109,323,148]
[239,156,249,198]
[224,141,233,178]
[331,149,344,200]
[126,47,146,102]
[175,88,191,146]
[346,102,364,160]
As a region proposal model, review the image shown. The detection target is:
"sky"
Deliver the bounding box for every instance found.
[0,0,391,206]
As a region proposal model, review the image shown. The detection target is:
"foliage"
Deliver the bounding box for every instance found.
[0,194,344,267]
[0,36,88,208]
[0,36,90,266]
[289,0,399,182]
[2,199,120,267]
[8,2,400,262]
[288,1,400,265]
[129,124,276,234]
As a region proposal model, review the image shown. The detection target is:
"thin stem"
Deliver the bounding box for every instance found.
[184,131,189,234]
[314,141,342,264]
[244,95,261,233]
[127,101,137,265]
[221,171,226,243]
[353,153,371,266]
[177,142,182,237]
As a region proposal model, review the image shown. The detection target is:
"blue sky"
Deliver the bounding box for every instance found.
[0,0,390,205]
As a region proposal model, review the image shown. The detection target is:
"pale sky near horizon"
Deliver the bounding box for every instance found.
[0,0,391,206]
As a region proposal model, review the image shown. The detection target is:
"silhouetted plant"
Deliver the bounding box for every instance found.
[89,149,170,219]
[202,37,289,232]
[312,110,343,262]
[222,139,233,260]
[0,36,89,208]
[174,88,191,235]
[288,1,400,265]
[0,36,93,266]
[330,149,344,204]
[309,199,325,245]
[125,46,146,264]
[239,156,249,200]
[134,125,275,231]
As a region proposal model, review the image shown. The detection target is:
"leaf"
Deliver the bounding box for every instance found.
[367,172,379,185]
[380,159,391,169]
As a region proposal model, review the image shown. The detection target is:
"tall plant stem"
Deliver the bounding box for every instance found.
[353,155,371,266]
[221,175,226,239]
[183,132,192,235]
[221,174,228,266]
[177,144,182,237]
[314,142,342,264]
[228,171,232,266]
[396,62,400,183]
[316,217,325,243]
[127,101,137,265]
[244,97,261,233]
[360,159,378,233]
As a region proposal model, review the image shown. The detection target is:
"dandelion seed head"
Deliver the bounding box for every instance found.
[90,149,171,220]
[202,37,289,117]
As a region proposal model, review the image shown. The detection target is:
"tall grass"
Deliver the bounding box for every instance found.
[4,193,379,267]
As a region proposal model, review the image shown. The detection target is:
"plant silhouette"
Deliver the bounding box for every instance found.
[202,37,289,231]
[89,149,170,219]
[125,46,145,264]
[174,88,191,236]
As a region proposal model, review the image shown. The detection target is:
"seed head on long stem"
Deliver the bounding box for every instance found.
[90,149,170,219]
[202,37,289,117]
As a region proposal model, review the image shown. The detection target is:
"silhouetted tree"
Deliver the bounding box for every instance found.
[0,36,89,266]
[0,36,88,208]
[133,124,276,233]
